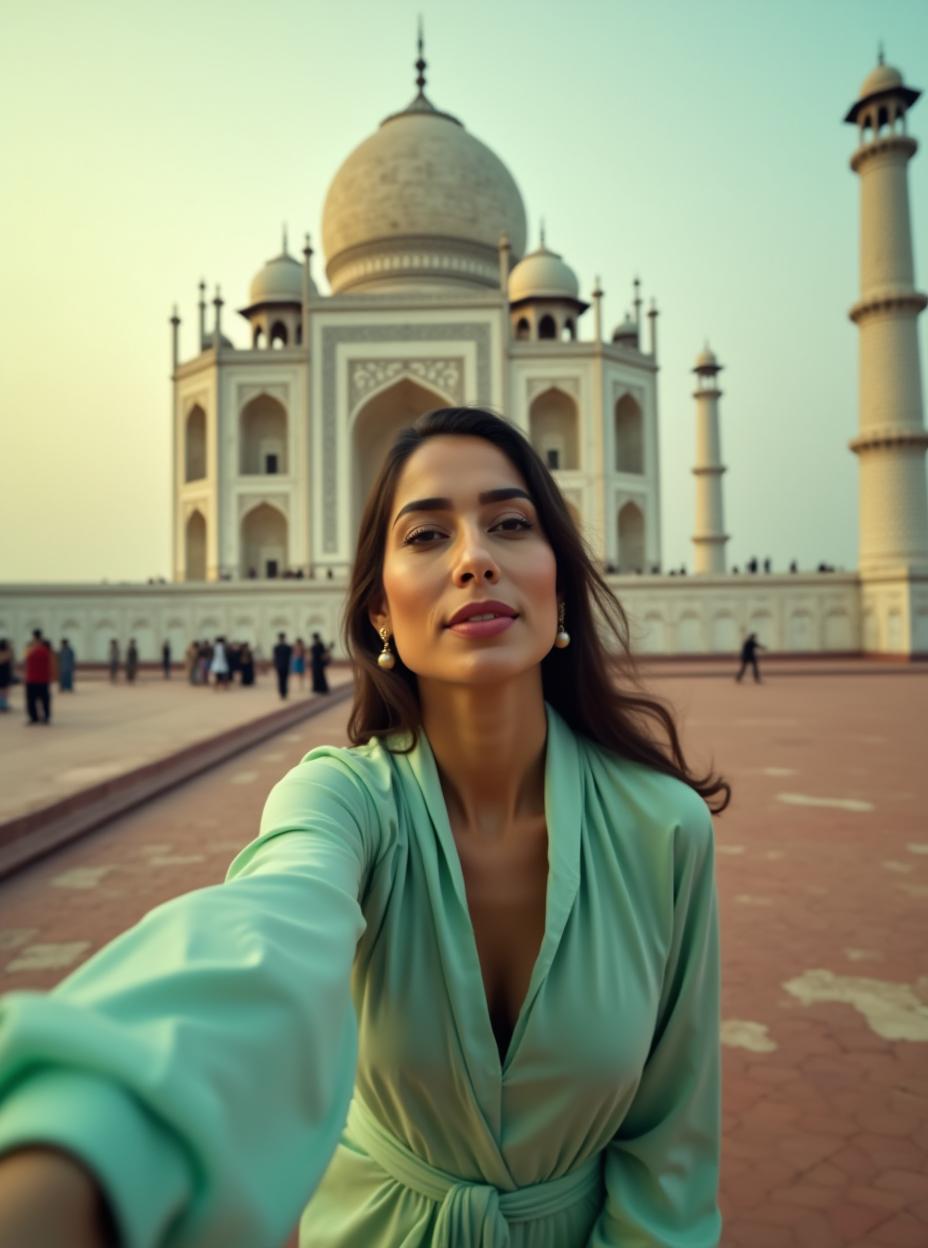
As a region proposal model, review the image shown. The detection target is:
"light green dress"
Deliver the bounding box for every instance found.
[0,701,722,1247]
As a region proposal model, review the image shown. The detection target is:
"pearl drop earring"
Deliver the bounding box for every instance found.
[555,602,570,649]
[377,627,396,670]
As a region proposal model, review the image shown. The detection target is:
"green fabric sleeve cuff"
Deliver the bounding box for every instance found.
[0,1068,193,1248]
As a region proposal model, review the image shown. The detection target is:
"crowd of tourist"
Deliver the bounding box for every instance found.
[0,629,335,724]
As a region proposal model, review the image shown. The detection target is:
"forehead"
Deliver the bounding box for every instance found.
[392,435,527,504]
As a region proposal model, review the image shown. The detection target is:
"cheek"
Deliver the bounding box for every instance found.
[382,557,435,625]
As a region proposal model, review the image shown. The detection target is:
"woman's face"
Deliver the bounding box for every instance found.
[371,435,560,686]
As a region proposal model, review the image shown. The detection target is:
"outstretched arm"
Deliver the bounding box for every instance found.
[0,752,383,1248]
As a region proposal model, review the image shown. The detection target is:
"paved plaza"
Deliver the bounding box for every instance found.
[0,662,926,1246]
[0,666,351,825]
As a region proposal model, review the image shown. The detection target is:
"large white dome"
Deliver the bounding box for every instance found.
[321,93,527,294]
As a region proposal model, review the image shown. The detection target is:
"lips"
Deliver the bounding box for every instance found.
[446,599,518,628]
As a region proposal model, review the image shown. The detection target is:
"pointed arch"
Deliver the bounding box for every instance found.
[185,404,206,482]
[614,393,643,474]
[538,314,556,339]
[617,500,645,573]
[185,509,207,581]
[529,386,579,471]
[240,393,288,475]
[270,320,288,349]
[351,375,449,538]
[240,502,288,579]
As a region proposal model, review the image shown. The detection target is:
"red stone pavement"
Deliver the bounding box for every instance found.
[0,664,926,1247]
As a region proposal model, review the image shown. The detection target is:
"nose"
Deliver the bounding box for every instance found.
[452,525,500,586]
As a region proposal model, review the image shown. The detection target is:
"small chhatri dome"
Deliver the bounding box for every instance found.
[694,343,720,370]
[845,49,921,125]
[859,61,903,99]
[249,230,317,306]
[321,29,527,294]
[508,229,580,304]
[612,311,639,344]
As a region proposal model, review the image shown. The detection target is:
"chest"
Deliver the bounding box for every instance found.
[452,818,550,1061]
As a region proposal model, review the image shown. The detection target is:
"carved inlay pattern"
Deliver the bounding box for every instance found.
[321,323,492,552]
[348,357,465,412]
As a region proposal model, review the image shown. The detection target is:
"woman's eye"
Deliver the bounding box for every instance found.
[402,517,533,546]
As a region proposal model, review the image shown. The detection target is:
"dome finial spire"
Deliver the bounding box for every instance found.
[281,222,289,254]
[415,16,427,95]
[540,217,546,248]
[877,40,884,66]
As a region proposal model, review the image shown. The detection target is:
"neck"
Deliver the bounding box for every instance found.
[419,669,548,843]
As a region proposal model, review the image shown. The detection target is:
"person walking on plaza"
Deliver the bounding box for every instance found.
[184,639,198,685]
[197,641,211,687]
[209,636,230,690]
[161,640,172,679]
[735,632,766,684]
[126,639,139,684]
[272,631,292,700]
[57,639,76,692]
[0,638,13,713]
[310,631,330,695]
[292,637,307,691]
[240,642,256,687]
[23,629,52,725]
[108,638,120,684]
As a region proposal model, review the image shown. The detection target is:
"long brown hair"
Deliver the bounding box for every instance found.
[343,407,731,815]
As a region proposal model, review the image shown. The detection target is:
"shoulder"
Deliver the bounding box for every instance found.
[263,738,398,838]
[581,737,715,866]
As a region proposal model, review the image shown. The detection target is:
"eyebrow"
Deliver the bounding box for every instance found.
[392,487,534,528]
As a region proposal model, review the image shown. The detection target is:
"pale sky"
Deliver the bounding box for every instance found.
[2,0,926,582]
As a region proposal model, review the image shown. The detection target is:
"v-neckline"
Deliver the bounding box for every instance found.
[407,701,583,1081]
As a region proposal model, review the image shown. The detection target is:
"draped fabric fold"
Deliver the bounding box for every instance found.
[346,1096,603,1248]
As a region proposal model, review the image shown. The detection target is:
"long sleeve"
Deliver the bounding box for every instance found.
[0,750,383,1248]
[587,797,722,1248]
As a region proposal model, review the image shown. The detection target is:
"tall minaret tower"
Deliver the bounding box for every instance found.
[691,345,729,575]
[845,55,928,591]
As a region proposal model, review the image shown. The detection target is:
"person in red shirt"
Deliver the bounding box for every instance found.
[23,629,52,725]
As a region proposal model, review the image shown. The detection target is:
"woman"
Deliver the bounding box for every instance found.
[57,639,76,692]
[239,642,255,687]
[292,638,307,691]
[209,635,230,691]
[0,408,728,1247]
[125,640,138,684]
[310,630,330,694]
[107,638,119,684]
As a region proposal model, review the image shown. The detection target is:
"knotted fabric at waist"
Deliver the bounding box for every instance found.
[346,1096,603,1247]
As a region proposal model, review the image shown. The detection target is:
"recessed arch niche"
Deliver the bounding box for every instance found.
[617,500,645,572]
[240,393,288,475]
[240,502,288,579]
[615,394,643,474]
[351,376,449,540]
[185,509,207,581]
[185,405,207,482]
[529,387,578,471]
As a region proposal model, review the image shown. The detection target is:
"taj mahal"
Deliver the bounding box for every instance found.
[3,45,927,659]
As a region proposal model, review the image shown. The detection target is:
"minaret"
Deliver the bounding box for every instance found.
[691,345,729,575]
[845,54,928,579]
